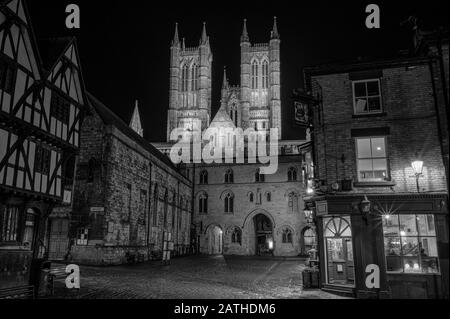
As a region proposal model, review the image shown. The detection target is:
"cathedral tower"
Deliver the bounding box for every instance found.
[167,23,213,142]
[239,17,281,139]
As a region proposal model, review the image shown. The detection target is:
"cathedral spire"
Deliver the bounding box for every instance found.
[222,66,228,89]
[271,16,279,39]
[172,22,180,46]
[130,100,143,137]
[241,18,249,42]
[200,21,208,45]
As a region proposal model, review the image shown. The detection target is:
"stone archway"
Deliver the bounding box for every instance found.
[206,224,223,255]
[253,214,274,256]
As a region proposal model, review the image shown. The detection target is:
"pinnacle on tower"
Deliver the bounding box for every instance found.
[241,18,249,42]
[172,22,180,46]
[222,66,228,89]
[182,37,185,50]
[200,21,208,45]
[271,16,279,39]
[130,100,143,137]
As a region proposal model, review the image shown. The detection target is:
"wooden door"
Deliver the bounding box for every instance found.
[48,219,69,260]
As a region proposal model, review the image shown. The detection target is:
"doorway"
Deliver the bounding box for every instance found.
[253,214,273,256]
[323,216,355,286]
[48,218,69,260]
[208,225,223,255]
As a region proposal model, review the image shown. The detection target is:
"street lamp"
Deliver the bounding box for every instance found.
[411,160,424,192]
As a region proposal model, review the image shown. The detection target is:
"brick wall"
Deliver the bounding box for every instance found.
[311,63,448,194]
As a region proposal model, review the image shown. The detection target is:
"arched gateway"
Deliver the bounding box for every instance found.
[206,224,223,255]
[253,214,274,256]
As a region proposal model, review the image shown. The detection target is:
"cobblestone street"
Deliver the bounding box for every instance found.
[49,255,348,299]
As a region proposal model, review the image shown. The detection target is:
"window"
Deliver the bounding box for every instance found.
[288,192,298,213]
[51,92,70,123]
[35,145,51,175]
[224,193,234,213]
[383,214,439,274]
[303,227,317,253]
[0,206,21,243]
[231,227,242,244]
[199,170,208,184]
[288,167,297,181]
[251,60,258,89]
[87,158,97,183]
[356,137,388,182]
[224,169,233,183]
[191,64,198,91]
[181,64,189,92]
[249,192,254,202]
[262,60,269,89]
[282,228,293,243]
[255,168,265,183]
[198,193,208,214]
[266,192,271,202]
[353,79,382,114]
[76,227,88,245]
[163,190,168,227]
[0,59,16,94]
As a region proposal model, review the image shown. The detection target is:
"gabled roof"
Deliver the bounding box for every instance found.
[37,37,73,72]
[86,92,187,177]
[209,104,236,130]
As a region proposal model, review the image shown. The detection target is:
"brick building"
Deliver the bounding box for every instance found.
[59,93,192,265]
[303,30,449,298]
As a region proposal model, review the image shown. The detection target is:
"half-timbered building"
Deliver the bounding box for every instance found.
[0,0,87,290]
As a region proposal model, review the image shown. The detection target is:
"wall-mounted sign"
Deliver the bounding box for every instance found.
[294,101,309,127]
[90,207,104,212]
[316,200,328,216]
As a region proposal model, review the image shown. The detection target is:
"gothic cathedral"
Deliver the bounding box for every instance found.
[166,18,281,141]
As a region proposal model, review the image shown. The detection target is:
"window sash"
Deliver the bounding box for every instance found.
[356,137,389,182]
[383,214,440,274]
[352,79,382,114]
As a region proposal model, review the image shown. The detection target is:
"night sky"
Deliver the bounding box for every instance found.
[27,1,449,141]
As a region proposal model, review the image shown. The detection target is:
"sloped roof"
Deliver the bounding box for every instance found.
[209,104,236,129]
[86,92,186,176]
[36,37,73,72]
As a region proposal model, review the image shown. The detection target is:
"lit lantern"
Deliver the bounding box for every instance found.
[267,238,274,250]
[411,160,424,193]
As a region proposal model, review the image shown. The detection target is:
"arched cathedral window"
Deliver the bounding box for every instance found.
[181,64,189,92]
[224,193,234,213]
[198,193,208,214]
[251,60,258,89]
[282,228,293,243]
[191,64,198,91]
[231,227,242,244]
[262,60,269,89]
[199,170,208,184]
[288,167,298,181]
[225,169,233,183]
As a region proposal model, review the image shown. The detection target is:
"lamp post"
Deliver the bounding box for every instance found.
[411,160,424,193]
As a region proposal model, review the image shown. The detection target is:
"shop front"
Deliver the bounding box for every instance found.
[306,193,449,299]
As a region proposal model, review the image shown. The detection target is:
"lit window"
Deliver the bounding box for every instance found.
[353,79,382,114]
[383,214,439,274]
[356,137,388,182]
[76,227,88,245]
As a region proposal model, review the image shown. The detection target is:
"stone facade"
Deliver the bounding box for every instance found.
[194,154,310,257]
[68,94,192,265]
